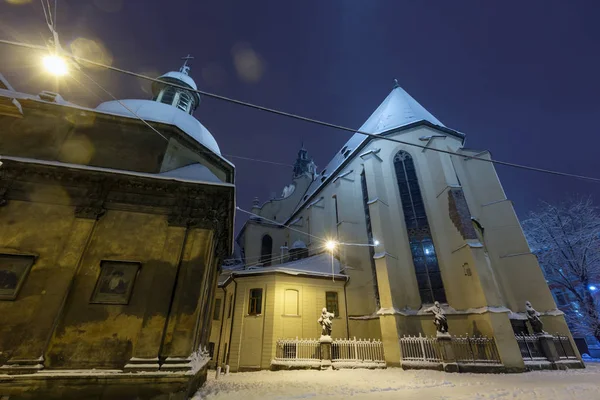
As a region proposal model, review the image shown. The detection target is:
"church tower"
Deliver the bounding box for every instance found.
[292,144,317,180]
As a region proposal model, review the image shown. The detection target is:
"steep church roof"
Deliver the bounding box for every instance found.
[288,83,448,221]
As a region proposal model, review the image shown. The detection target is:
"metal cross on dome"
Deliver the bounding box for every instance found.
[180,54,194,75]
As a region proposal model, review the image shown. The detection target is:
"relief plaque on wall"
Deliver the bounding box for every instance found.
[0,254,35,300]
[90,260,141,305]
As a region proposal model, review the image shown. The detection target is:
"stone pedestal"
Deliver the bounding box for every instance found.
[437,335,459,373]
[319,335,332,369]
[537,334,559,363]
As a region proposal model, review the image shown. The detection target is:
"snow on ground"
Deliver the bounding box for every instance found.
[194,363,600,400]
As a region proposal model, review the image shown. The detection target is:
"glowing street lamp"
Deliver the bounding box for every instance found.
[43,54,69,76]
[325,240,337,251]
[589,285,597,292]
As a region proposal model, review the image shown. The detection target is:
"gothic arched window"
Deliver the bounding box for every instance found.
[394,151,447,304]
[260,234,273,266]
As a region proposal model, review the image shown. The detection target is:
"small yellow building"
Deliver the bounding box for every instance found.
[209,253,348,371]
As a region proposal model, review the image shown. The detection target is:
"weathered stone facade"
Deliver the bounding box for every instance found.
[0,70,234,399]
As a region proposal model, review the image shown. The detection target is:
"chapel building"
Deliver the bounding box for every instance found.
[0,63,233,399]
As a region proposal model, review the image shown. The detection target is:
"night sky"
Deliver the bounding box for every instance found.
[1,0,599,234]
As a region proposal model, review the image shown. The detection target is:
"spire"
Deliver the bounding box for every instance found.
[292,144,316,180]
[180,54,194,75]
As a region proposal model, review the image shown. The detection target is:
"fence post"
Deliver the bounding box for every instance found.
[354,337,358,361]
[419,333,426,361]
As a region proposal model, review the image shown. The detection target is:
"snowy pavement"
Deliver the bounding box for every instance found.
[193,363,600,399]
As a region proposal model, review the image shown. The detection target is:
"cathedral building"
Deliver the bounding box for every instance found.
[210,80,582,372]
[0,63,233,399]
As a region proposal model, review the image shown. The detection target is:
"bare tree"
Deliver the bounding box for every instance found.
[522,197,600,341]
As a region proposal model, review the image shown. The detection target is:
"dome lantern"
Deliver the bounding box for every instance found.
[151,54,201,115]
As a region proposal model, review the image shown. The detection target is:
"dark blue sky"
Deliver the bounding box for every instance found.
[1,0,599,233]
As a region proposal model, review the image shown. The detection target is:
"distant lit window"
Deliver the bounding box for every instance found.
[248,288,263,315]
[213,298,222,320]
[326,291,339,317]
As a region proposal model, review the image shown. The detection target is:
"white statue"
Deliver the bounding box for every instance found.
[318,307,335,337]
[525,301,546,335]
[425,301,448,334]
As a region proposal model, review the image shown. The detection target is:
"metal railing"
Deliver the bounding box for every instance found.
[399,333,443,362]
[515,333,546,361]
[332,337,385,363]
[274,338,320,361]
[399,334,502,365]
[452,336,502,364]
[553,335,578,360]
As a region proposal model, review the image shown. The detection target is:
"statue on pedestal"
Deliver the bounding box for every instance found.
[425,301,449,335]
[318,307,335,337]
[525,301,546,335]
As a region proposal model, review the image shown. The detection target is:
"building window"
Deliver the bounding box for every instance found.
[0,254,35,301]
[227,294,233,318]
[208,342,215,359]
[394,151,447,304]
[260,235,273,266]
[326,291,339,317]
[360,170,380,308]
[176,92,193,113]
[213,298,222,320]
[333,195,340,225]
[90,260,141,305]
[284,289,299,315]
[248,288,263,315]
[159,87,176,106]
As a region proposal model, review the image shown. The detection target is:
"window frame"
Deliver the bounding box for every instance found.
[283,288,300,316]
[248,288,263,315]
[213,298,222,321]
[0,253,36,301]
[326,291,339,318]
[393,150,447,305]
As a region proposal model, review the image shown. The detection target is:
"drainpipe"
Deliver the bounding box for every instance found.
[226,276,238,366]
[214,286,227,367]
[344,276,350,339]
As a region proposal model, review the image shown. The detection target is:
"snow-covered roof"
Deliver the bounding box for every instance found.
[157,71,198,91]
[219,252,347,286]
[159,163,221,183]
[287,84,458,221]
[95,99,221,155]
[290,240,307,250]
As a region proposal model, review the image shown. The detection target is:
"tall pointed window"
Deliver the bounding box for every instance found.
[394,151,446,304]
[260,234,273,266]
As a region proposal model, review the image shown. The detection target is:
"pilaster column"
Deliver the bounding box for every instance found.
[124,225,187,372]
[360,149,402,366]
[1,217,96,373]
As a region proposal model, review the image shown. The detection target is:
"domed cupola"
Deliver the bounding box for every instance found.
[151,55,201,115]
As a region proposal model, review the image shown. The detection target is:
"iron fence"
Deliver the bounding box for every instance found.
[274,338,320,361]
[399,333,443,363]
[515,333,546,361]
[451,336,502,364]
[332,337,385,363]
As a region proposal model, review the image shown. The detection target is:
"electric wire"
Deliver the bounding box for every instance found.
[1,37,599,183]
